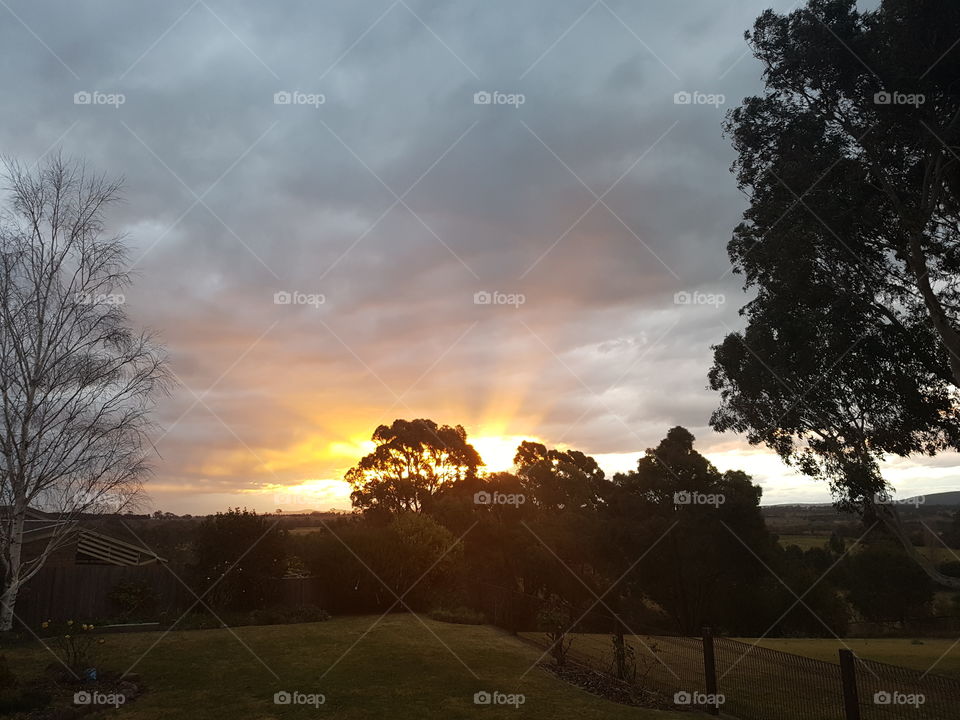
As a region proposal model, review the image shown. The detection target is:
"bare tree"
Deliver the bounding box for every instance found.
[0,155,169,631]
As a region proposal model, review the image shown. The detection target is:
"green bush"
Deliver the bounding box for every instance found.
[108,579,159,620]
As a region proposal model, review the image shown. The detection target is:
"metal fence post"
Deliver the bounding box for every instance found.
[702,626,719,716]
[839,649,862,720]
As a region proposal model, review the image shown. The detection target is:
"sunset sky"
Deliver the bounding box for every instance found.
[2,0,953,514]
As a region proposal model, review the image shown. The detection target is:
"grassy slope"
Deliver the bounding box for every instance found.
[6,616,689,719]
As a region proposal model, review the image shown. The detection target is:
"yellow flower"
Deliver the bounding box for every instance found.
[64,634,70,639]
[67,620,74,625]
[41,621,49,629]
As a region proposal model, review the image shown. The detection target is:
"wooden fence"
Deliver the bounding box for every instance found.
[16,564,186,627]
[15,565,322,629]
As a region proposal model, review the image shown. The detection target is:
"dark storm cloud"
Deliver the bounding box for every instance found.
[1,0,817,512]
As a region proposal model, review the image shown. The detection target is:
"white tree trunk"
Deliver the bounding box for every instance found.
[0,580,19,632]
[0,511,24,632]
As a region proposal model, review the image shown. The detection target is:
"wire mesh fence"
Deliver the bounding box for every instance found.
[470,583,960,720]
[713,638,846,720]
[856,656,960,720]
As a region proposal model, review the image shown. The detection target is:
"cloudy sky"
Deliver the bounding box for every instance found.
[3,0,950,514]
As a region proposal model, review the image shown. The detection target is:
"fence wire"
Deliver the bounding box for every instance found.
[714,638,845,720]
[856,656,960,720]
[471,584,960,720]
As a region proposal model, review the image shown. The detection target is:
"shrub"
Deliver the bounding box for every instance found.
[108,579,158,620]
[537,595,573,667]
[38,620,102,674]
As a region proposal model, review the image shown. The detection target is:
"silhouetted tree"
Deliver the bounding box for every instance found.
[514,441,610,512]
[346,419,482,516]
[845,543,935,623]
[192,508,286,612]
[605,428,773,633]
[710,0,960,587]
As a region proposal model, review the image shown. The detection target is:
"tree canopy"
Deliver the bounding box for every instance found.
[346,419,482,516]
[711,0,960,505]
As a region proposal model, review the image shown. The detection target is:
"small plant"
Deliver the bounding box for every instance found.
[537,595,573,667]
[38,620,102,674]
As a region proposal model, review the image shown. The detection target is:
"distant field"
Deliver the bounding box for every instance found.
[777,534,831,550]
[777,534,960,563]
[289,526,324,535]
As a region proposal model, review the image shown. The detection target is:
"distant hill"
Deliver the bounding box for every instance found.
[764,491,960,508]
[904,491,960,507]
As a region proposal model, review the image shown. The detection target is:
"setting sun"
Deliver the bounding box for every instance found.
[471,435,532,473]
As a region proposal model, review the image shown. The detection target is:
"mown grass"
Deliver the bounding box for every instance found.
[4,616,690,719]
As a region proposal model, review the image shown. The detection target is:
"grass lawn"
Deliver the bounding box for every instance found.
[735,637,960,677]
[4,616,690,719]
